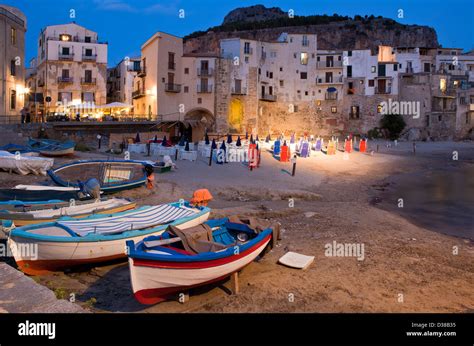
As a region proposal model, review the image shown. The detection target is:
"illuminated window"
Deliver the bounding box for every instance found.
[371,66,376,73]
[377,104,383,113]
[316,100,322,106]
[439,78,447,92]
[331,107,337,113]
[60,34,72,42]
[300,52,308,65]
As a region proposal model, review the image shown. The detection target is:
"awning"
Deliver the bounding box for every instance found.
[327,87,337,93]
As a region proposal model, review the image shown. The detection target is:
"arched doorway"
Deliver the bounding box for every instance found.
[184,108,215,142]
[229,98,243,132]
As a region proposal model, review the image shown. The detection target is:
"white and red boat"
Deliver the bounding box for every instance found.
[127,218,273,305]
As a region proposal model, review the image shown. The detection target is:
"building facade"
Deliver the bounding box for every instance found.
[30,23,107,119]
[0,5,27,122]
[107,56,140,106]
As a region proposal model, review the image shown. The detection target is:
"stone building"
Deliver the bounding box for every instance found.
[0,5,27,122]
[107,56,140,106]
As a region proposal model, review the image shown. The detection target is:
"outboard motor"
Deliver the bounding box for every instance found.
[79,178,101,200]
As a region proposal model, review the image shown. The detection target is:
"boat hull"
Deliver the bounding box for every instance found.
[39,147,75,157]
[129,234,272,305]
[2,202,136,227]
[9,211,210,275]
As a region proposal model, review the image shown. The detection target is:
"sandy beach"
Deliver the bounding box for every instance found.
[1,140,473,313]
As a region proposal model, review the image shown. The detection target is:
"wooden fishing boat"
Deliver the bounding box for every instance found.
[28,138,75,157]
[0,188,91,203]
[0,197,103,212]
[48,160,151,193]
[9,202,210,275]
[0,150,54,176]
[127,218,273,305]
[0,198,136,227]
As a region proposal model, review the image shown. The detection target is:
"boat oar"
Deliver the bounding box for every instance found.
[144,237,182,248]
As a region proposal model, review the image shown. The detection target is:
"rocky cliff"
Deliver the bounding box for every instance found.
[184,5,439,54]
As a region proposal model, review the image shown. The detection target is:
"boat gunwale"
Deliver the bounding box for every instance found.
[10,203,210,243]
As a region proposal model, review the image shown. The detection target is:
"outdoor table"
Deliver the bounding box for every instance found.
[155,146,177,157]
[179,150,198,161]
[128,143,147,154]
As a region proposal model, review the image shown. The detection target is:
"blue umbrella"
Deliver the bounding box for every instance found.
[185,141,190,151]
[135,132,141,143]
[179,135,185,146]
[162,136,167,146]
[236,136,242,147]
[205,133,210,145]
[211,139,217,150]
[227,134,233,144]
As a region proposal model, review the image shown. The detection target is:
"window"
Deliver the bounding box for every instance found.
[59,34,71,42]
[350,106,360,119]
[280,80,284,87]
[348,51,352,57]
[258,68,261,75]
[85,48,93,56]
[302,35,309,47]
[62,47,70,55]
[300,52,308,65]
[62,69,70,78]
[371,66,376,73]
[305,91,308,96]
[184,86,189,93]
[347,65,352,78]
[368,79,375,87]
[280,67,283,72]
[10,90,16,110]
[269,72,273,79]
[84,70,92,82]
[294,105,299,112]
[184,68,189,74]
[393,64,398,71]
[377,104,383,113]
[300,72,307,79]
[197,98,202,104]
[11,28,16,45]
[331,107,337,113]
[244,42,251,54]
[424,63,431,73]
[85,36,91,43]
[245,56,249,63]
[316,100,321,106]
[10,60,16,76]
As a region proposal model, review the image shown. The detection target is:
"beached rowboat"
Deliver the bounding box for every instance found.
[28,139,75,157]
[48,160,151,193]
[9,202,210,275]
[127,218,273,305]
[0,198,136,227]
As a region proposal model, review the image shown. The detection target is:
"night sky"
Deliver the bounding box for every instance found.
[8,0,474,67]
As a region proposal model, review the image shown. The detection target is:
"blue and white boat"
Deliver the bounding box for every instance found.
[28,138,76,157]
[9,201,210,275]
[48,159,153,193]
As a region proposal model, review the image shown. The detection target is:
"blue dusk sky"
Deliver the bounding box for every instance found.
[8,0,474,67]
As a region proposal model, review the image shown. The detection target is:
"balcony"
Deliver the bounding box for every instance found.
[231,86,247,95]
[81,78,97,85]
[316,76,343,84]
[132,88,146,99]
[402,67,414,74]
[137,67,146,77]
[197,68,214,77]
[260,94,277,102]
[82,54,97,62]
[317,61,343,69]
[57,77,73,84]
[197,84,213,93]
[165,83,181,93]
[375,86,392,94]
[58,53,74,60]
[432,102,456,112]
[168,62,176,70]
[325,92,338,100]
[433,87,457,97]
[244,47,253,55]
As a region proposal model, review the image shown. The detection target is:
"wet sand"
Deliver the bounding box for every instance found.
[1,140,473,313]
